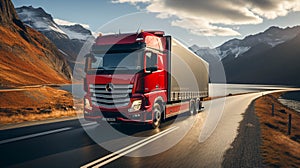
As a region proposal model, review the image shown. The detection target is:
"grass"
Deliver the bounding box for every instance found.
[255,92,300,167]
[0,110,78,125]
[0,86,83,125]
[0,25,70,87]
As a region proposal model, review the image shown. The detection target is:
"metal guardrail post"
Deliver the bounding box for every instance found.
[272,103,274,116]
[288,114,292,135]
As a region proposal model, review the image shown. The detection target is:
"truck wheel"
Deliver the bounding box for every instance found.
[189,99,196,116]
[152,103,162,129]
[195,98,201,113]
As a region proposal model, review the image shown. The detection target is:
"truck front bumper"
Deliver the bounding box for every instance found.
[84,94,153,124]
[84,109,153,124]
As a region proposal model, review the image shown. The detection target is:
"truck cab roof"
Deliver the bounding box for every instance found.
[95,31,165,51]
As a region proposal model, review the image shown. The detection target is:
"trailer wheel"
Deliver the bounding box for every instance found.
[195,98,201,113]
[189,99,196,116]
[152,103,162,129]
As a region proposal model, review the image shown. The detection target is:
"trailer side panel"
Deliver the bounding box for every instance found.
[168,38,209,102]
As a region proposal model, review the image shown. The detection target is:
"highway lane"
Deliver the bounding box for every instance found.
[95,93,265,168]
[0,113,188,167]
[0,114,196,167]
[0,88,297,168]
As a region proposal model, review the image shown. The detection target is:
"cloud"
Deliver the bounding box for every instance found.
[171,18,241,36]
[112,0,150,4]
[249,0,300,19]
[54,18,90,29]
[113,0,300,36]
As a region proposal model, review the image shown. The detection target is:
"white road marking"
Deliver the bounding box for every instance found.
[81,126,179,168]
[0,127,72,145]
[82,122,97,127]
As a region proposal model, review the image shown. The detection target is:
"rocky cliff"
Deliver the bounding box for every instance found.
[0,0,72,87]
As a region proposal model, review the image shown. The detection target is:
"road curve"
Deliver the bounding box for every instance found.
[0,88,296,168]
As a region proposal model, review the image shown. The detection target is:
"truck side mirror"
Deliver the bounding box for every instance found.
[145,52,158,73]
[146,66,158,72]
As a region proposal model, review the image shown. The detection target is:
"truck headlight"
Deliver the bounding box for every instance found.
[128,100,142,112]
[84,98,92,110]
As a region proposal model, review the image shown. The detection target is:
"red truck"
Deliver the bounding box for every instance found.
[83,30,209,128]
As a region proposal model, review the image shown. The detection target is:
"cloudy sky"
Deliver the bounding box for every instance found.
[12,0,300,47]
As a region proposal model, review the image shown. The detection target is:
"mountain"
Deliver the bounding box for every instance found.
[189,44,201,53]
[15,6,94,69]
[59,24,92,40]
[223,32,300,85]
[0,0,72,87]
[195,26,300,61]
[189,46,225,83]
[192,26,300,85]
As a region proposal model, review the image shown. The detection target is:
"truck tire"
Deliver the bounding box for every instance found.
[152,103,162,129]
[195,98,201,113]
[189,99,196,116]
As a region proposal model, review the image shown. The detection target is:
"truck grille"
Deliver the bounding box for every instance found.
[89,84,133,108]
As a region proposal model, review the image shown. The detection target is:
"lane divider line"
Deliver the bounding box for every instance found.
[82,122,97,127]
[0,127,72,145]
[81,126,179,168]
[81,126,177,168]
[93,126,179,168]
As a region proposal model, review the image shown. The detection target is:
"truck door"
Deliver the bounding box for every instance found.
[143,51,159,93]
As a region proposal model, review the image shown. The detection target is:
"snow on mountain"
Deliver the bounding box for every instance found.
[194,47,220,61]
[16,6,92,41]
[193,26,300,60]
[190,25,300,84]
[53,18,90,29]
[16,6,67,35]
[232,47,251,58]
[16,6,94,81]
[223,32,300,85]
[217,46,251,59]
[257,26,300,47]
[59,24,91,40]
[0,0,72,87]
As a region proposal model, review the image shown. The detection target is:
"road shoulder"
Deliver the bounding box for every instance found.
[222,100,263,167]
[255,92,300,167]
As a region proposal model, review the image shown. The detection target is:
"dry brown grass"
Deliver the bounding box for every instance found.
[0,86,83,125]
[0,25,70,87]
[0,110,78,125]
[256,92,300,167]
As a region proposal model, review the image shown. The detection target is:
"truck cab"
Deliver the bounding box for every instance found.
[83,31,209,129]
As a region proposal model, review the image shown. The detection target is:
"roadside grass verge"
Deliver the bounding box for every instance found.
[0,110,77,124]
[0,86,83,125]
[255,92,300,167]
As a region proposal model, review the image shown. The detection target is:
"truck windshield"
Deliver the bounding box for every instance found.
[90,50,143,71]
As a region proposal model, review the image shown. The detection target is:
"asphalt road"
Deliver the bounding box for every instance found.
[0,88,297,168]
